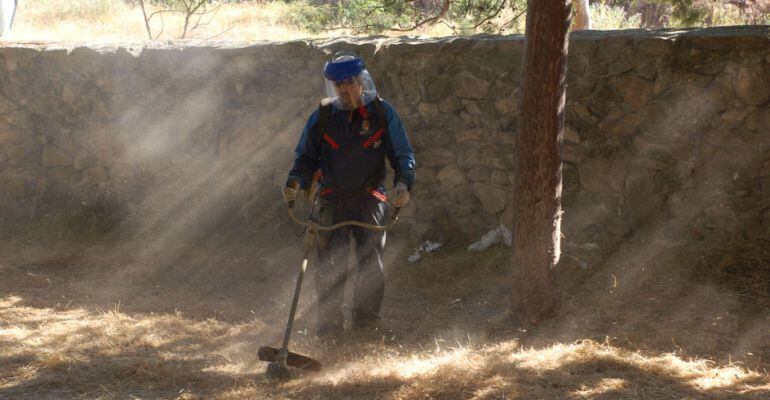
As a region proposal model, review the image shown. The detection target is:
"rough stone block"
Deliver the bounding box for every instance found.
[625,169,673,226]
[455,128,482,144]
[491,169,509,186]
[720,109,751,123]
[437,165,465,188]
[453,72,489,99]
[613,75,654,110]
[425,75,453,102]
[735,62,770,106]
[579,157,627,193]
[419,148,456,168]
[745,107,770,131]
[467,165,491,182]
[564,126,580,144]
[419,167,438,183]
[474,183,507,214]
[494,96,517,115]
[417,102,438,120]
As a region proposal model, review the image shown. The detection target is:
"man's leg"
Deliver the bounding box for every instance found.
[351,197,387,329]
[313,203,348,336]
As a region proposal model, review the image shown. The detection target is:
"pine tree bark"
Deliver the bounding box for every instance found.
[511,0,572,326]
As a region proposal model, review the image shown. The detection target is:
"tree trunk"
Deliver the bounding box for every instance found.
[511,0,571,326]
[572,0,591,30]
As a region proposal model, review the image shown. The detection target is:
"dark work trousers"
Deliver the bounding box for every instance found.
[313,192,387,333]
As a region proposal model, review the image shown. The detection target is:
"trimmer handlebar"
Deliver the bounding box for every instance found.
[287,200,400,232]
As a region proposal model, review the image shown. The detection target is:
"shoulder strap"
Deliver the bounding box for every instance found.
[370,97,388,130]
[318,98,333,135]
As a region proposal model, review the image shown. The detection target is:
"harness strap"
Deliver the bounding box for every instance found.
[318,100,337,150]
[318,100,332,134]
[362,128,386,149]
[322,133,339,150]
[368,188,388,202]
[357,106,369,120]
[370,97,388,128]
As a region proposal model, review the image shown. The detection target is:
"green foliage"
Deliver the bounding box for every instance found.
[449,0,526,33]
[290,0,528,35]
[289,0,418,34]
[625,0,770,28]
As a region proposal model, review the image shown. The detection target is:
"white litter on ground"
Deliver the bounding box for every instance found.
[407,240,443,263]
[468,225,512,251]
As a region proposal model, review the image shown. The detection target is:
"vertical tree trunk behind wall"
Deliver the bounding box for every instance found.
[511,0,572,326]
[572,0,591,30]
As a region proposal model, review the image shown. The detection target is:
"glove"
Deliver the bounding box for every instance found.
[282,180,300,203]
[391,182,410,207]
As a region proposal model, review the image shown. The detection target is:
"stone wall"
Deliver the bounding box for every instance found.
[0,27,768,262]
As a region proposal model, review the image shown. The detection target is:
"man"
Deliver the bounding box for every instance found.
[282,52,415,336]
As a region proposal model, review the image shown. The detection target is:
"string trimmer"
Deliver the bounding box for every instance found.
[258,196,400,379]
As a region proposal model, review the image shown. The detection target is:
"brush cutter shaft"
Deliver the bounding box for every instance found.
[281,239,312,351]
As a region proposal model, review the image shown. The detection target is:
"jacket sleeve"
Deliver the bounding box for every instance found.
[381,100,416,190]
[287,109,321,189]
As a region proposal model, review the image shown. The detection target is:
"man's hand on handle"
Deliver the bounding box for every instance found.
[391,182,410,207]
[282,180,300,203]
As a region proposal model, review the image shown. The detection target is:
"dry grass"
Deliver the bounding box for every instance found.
[7,1,320,42]
[2,293,767,399]
[1,239,768,399]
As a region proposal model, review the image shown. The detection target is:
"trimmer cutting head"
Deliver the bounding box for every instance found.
[258,346,322,375]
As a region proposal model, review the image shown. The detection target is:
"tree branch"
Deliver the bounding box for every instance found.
[440,19,461,35]
[182,0,211,39]
[190,3,223,33]
[474,0,508,29]
[139,0,153,40]
[157,12,167,39]
[323,23,383,33]
[499,7,526,33]
[388,0,452,32]
[206,25,236,40]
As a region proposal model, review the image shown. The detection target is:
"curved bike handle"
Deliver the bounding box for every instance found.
[287,200,400,232]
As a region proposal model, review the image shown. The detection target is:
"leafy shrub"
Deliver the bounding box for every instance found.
[591,0,643,30]
[288,0,417,34]
[671,0,770,27]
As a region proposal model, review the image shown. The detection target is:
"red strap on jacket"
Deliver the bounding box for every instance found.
[320,188,334,196]
[323,133,339,150]
[362,128,385,149]
[369,188,388,202]
[358,106,369,120]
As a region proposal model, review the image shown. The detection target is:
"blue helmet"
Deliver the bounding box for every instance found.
[323,52,378,110]
[323,53,365,81]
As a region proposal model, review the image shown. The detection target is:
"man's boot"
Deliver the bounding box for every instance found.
[351,309,382,333]
[315,313,344,338]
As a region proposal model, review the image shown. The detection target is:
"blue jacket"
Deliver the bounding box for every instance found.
[288,98,415,198]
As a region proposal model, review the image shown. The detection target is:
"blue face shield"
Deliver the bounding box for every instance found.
[323,55,378,110]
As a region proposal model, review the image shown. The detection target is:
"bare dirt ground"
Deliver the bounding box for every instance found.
[1,222,768,399]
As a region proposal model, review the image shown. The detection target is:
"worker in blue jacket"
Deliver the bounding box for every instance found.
[282,51,415,336]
